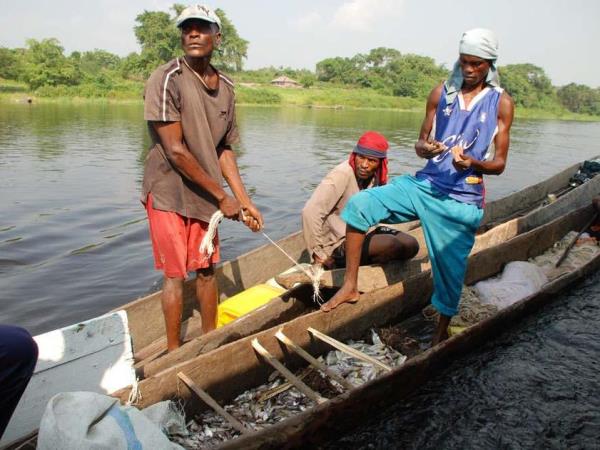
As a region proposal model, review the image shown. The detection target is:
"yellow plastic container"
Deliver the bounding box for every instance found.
[447,325,467,337]
[217,284,285,328]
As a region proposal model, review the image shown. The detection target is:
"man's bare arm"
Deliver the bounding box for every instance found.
[302,180,346,267]
[218,146,263,231]
[415,84,446,159]
[151,121,240,219]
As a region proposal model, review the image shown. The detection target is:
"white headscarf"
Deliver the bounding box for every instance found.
[444,28,500,104]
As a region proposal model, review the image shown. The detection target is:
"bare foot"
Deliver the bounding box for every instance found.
[320,284,359,312]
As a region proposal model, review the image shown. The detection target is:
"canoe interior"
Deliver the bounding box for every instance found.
[221,208,600,450]
[114,204,596,450]
[129,160,598,378]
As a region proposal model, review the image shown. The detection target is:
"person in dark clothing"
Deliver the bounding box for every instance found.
[0,325,38,439]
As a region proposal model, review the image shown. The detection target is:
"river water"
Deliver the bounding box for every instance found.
[1,102,599,447]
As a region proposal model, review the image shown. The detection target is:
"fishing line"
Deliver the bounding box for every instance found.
[200,210,324,304]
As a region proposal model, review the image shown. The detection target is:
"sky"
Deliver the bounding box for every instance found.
[1,0,599,87]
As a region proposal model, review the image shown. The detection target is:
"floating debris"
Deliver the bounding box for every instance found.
[171,331,406,448]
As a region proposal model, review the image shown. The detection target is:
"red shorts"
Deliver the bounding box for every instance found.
[145,193,219,278]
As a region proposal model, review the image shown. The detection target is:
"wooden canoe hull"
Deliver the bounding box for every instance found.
[217,207,600,449]
[114,204,596,448]
[5,162,598,449]
[134,166,600,378]
[122,160,586,357]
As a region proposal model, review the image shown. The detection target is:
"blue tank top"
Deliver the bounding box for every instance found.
[415,85,503,208]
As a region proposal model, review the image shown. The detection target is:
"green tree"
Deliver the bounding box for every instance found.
[0,47,24,80]
[315,49,446,97]
[557,83,600,115]
[316,56,362,84]
[120,52,146,81]
[133,10,180,77]
[366,47,401,68]
[132,5,248,76]
[22,38,81,89]
[499,64,556,108]
[79,49,121,74]
[389,54,447,97]
[212,8,248,72]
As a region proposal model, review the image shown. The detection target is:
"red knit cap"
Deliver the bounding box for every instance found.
[356,131,389,155]
[349,131,389,185]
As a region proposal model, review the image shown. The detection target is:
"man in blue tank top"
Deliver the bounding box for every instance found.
[321,28,515,346]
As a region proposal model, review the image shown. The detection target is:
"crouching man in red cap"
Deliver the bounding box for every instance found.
[302,131,419,270]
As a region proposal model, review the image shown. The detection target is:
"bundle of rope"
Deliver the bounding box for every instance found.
[199,210,224,257]
[450,286,498,327]
[421,286,498,328]
[199,209,324,304]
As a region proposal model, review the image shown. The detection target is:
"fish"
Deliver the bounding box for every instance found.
[171,330,406,448]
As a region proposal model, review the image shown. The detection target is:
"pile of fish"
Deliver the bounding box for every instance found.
[171,330,406,448]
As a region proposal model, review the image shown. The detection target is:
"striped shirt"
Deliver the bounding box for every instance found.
[141,58,239,221]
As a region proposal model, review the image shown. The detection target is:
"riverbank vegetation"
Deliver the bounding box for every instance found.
[1,5,599,120]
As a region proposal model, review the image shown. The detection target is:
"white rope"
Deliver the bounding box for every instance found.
[201,210,324,304]
[260,232,324,304]
[200,210,224,257]
[126,377,142,405]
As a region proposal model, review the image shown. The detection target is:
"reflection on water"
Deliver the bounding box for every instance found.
[0,103,599,334]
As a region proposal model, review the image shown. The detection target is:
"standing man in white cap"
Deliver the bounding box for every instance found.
[141,5,263,351]
[321,29,514,346]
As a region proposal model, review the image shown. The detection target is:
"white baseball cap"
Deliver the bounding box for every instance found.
[176,4,221,30]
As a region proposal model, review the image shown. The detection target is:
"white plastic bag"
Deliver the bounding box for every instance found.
[37,392,186,450]
[474,261,548,309]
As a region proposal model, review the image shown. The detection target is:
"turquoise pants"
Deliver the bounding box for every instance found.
[341,175,483,316]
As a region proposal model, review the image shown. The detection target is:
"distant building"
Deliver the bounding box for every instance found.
[270,76,302,88]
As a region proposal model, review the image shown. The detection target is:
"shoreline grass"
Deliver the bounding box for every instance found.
[2,81,599,122]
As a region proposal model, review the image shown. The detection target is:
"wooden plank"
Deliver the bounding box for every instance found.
[480,161,581,225]
[251,339,326,405]
[134,314,203,364]
[257,368,312,403]
[178,372,249,435]
[138,284,314,378]
[307,327,392,372]
[274,330,353,391]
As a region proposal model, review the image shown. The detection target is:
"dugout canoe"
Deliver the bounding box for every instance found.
[115,203,600,450]
[129,158,600,378]
[1,159,598,448]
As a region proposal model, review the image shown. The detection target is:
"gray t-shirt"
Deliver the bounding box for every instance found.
[141,57,239,222]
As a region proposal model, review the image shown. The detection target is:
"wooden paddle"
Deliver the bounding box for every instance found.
[555,212,599,268]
